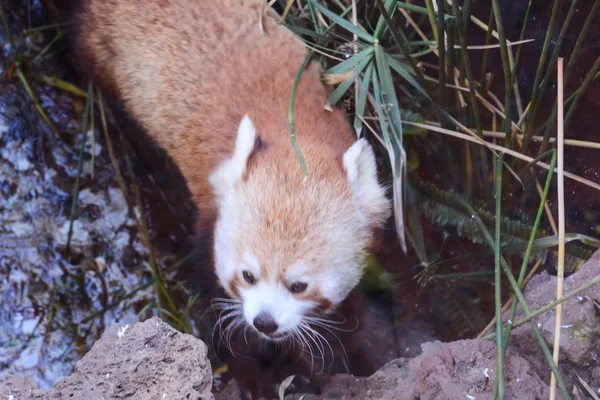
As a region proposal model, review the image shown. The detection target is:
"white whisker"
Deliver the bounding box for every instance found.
[309,321,349,370]
[300,322,327,374]
[304,316,359,332]
[211,301,244,357]
[296,325,315,376]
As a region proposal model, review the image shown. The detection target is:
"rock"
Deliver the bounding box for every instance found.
[0,318,214,400]
[313,339,552,400]
[216,339,552,400]
[508,250,600,366]
[1,317,563,400]
[0,375,46,399]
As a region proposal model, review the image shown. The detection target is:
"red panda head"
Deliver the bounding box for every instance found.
[208,115,390,340]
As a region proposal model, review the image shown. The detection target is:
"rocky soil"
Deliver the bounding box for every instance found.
[0,317,213,400]
[3,250,599,400]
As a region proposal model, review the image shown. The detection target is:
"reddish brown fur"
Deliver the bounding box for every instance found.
[73,2,382,397]
[73,0,357,233]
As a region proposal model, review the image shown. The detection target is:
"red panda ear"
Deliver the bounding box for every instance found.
[209,114,259,199]
[342,138,392,229]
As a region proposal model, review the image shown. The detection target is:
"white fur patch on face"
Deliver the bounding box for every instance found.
[285,260,311,283]
[240,281,315,337]
[241,251,260,275]
[208,114,257,199]
[319,259,361,305]
[343,138,391,229]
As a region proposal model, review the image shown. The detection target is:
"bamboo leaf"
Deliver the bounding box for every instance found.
[325,46,374,75]
[374,46,403,139]
[353,62,374,134]
[328,57,372,105]
[372,71,391,154]
[310,1,375,43]
[373,46,408,253]
[386,53,431,100]
[374,0,398,40]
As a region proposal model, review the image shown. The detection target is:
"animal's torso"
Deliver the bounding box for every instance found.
[75,0,355,220]
[74,2,392,398]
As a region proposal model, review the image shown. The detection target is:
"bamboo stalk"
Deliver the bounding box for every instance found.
[457,198,572,400]
[479,10,494,91]
[509,0,532,91]
[492,153,505,400]
[476,260,542,339]
[436,0,447,108]
[549,57,565,400]
[564,0,600,86]
[564,57,600,129]
[485,272,600,340]
[490,0,513,148]
[501,152,557,346]
[524,0,578,151]
[450,0,482,137]
[374,0,423,80]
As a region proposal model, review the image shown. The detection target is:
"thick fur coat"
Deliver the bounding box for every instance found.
[74,0,391,398]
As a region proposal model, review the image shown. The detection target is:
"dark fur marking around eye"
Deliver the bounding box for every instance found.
[289,282,308,294]
[243,270,256,285]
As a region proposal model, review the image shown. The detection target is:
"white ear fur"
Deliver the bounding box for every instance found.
[343,138,391,229]
[209,114,257,199]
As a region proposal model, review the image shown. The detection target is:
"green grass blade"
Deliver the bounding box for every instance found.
[65,82,92,255]
[289,50,313,176]
[16,68,58,134]
[35,75,88,98]
[309,1,375,43]
[394,1,456,19]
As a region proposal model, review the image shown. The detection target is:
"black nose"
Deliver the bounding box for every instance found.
[253,312,278,334]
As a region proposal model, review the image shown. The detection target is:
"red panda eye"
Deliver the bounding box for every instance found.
[290,282,307,294]
[243,270,256,285]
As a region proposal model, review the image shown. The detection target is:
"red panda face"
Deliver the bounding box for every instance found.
[209,115,390,341]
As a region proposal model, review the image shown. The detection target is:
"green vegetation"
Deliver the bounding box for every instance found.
[2,0,600,396]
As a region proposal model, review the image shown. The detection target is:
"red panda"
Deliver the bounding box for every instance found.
[73,0,391,397]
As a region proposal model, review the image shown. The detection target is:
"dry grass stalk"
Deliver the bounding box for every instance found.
[402,121,600,191]
[549,57,565,400]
